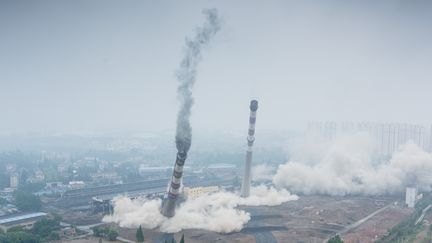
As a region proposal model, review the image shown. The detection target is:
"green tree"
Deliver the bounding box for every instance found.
[7,226,25,232]
[106,229,118,241]
[32,218,61,240]
[48,232,60,240]
[14,190,42,211]
[179,234,185,243]
[92,226,102,237]
[136,225,144,243]
[328,235,343,243]
[92,226,118,241]
[18,182,45,193]
[0,231,40,243]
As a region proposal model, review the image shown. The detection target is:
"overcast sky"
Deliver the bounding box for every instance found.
[1,0,432,135]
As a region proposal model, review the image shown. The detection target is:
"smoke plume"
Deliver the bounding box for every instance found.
[273,134,432,196]
[175,8,221,153]
[103,185,298,233]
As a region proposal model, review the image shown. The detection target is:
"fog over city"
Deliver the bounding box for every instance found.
[1,1,432,243]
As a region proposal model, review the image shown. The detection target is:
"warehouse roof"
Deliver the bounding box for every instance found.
[0,212,47,226]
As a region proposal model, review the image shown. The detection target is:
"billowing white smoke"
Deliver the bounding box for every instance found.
[273,133,432,195]
[252,164,276,181]
[103,185,298,233]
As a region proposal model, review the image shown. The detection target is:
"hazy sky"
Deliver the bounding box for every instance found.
[1,0,432,134]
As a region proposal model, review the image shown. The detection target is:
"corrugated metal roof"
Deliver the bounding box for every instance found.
[0,212,47,225]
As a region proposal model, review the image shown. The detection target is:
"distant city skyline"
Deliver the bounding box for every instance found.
[1,0,432,134]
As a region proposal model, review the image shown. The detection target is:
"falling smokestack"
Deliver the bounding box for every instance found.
[160,150,187,217]
[241,100,258,198]
[160,9,221,217]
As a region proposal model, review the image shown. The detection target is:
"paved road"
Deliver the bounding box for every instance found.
[415,204,432,225]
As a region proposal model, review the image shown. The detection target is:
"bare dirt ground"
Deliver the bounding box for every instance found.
[342,204,413,243]
[110,195,411,243]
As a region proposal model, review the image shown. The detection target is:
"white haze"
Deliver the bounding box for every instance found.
[252,164,276,181]
[274,133,432,196]
[103,185,298,233]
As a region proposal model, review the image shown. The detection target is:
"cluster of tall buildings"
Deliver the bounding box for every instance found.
[307,121,432,156]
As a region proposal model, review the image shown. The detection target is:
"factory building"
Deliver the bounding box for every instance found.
[183,186,219,200]
[68,181,86,189]
[0,212,47,232]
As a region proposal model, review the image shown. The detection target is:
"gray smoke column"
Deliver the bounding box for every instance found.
[160,9,221,218]
[241,100,259,197]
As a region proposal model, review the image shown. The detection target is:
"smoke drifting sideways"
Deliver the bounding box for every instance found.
[273,133,432,196]
[103,185,298,233]
[175,8,221,153]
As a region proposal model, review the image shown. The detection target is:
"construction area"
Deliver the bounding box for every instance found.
[99,195,412,243]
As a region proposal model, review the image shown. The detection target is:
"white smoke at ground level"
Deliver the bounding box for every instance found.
[273,134,432,196]
[103,185,298,233]
[103,197,164,229]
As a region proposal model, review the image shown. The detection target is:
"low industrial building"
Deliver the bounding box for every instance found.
[69,181,86,189]
[204,164,237,177]
[183,186,219,200]
[0,212,47,232]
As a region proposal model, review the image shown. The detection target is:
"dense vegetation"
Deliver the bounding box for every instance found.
[0,231,40,243]
[377,193,432,242]
[31,217,61,241]
[18,182,45,194]
[92,226,118,241]
[327,235,343,243]
[13,190,42,211]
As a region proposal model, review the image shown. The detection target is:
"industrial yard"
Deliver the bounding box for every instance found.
[96,195,411,243]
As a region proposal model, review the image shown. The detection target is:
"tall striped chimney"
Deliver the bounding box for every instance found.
[161,151,187,217]
[240,100,258,197]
